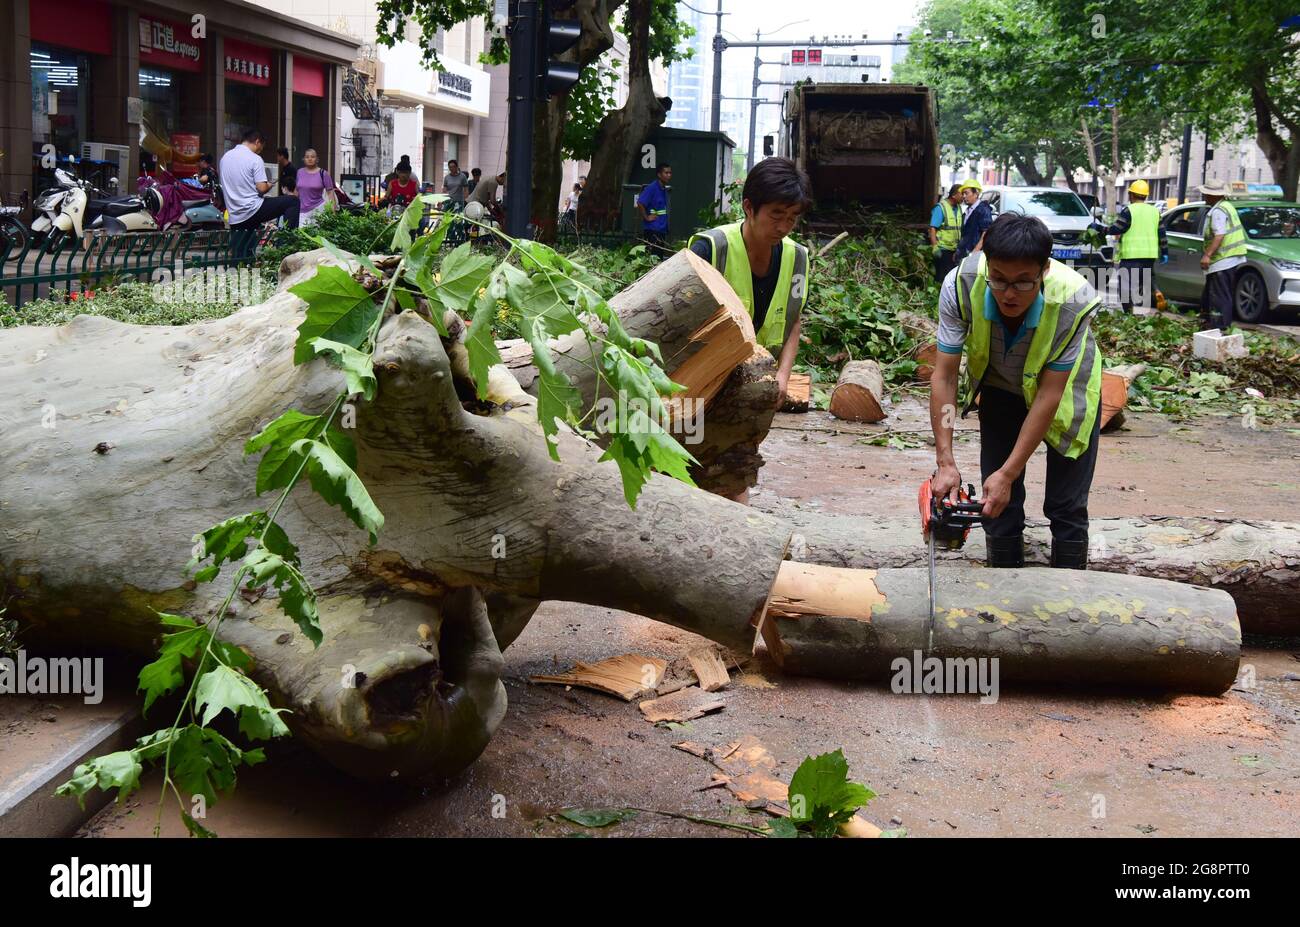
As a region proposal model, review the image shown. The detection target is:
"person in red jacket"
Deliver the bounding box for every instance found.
[379,160,419,209]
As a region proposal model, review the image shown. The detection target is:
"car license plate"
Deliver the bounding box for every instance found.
[1053,248,1083,260]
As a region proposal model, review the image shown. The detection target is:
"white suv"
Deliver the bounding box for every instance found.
[978,185,1112,267]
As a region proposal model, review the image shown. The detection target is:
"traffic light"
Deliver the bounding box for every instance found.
[539,0,582,98]
[792,49,806,64]
[808,48,822,64]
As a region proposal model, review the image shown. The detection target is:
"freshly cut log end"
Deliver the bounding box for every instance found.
[759,562,1241,695]
[829,360,887,423]
[780,373,812,412]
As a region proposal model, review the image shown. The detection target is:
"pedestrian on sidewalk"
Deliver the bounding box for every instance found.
[1197,181,1248,330]
[276,147,296,196]
[929,213,1104,571]
[442,159,471,209]
[636,162,673,259]
[294,148,336,227]
[221,130,300,262]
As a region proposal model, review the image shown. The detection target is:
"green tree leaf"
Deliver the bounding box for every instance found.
[529,319,581,460]
[289,265,381,364]
[427,242,495,317]
[464,292,504,400]
[55,749,144,809]
[243,546,324,646]
[194,664,290,740]
[288,438,384,544]
[312,338,379,401]
[786,749,876,838]
[310,233,381,276]
[557,808,639,828]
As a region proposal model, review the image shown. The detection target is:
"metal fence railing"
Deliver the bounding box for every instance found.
[0,228,275,308]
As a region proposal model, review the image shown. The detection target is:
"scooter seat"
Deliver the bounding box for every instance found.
[97,198,144,217]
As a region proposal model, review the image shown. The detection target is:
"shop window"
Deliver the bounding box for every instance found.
[224,83,262,151]
[30,44,89,169]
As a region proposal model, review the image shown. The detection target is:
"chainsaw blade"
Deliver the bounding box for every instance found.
[926,529,937,654]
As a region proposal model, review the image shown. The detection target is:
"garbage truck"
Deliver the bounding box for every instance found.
[779,82,941,232]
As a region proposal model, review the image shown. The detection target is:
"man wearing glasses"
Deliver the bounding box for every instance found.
[928,213,1104,571]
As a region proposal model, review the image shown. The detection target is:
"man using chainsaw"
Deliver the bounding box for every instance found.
[929,212,1104,570]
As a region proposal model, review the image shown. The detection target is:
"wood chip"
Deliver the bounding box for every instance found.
[531,654,667,701]
[638,686,725,723]
[686,645,731,692]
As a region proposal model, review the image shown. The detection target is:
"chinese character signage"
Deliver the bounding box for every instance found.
[224,38,273,86]
[139,15,203,72]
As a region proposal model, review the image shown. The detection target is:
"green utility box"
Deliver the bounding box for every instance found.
[621,127,737,241]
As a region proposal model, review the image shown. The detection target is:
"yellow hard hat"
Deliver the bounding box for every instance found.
[958,179,982,192]
[1128,179,1149,197]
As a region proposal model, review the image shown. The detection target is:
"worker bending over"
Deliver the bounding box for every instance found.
[929,213,1104,570]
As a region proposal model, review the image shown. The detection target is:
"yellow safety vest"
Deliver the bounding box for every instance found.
[937,199,961,251]
[955,253,1103,459]
[1204,200,1247,263]
[1118,202,1160,260]
[690,222,809,352]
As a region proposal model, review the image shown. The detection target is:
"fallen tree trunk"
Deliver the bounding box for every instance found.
[829,360,886,422]
[780,512,1300,637]
[760,562,1240,693]
[0,249,1246,786]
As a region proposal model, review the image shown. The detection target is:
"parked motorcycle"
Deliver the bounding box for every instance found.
[0,195,30,260]
[30,168,157,241]
[92,170,218,234]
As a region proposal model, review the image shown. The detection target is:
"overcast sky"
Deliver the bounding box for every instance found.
[716,0,921,79]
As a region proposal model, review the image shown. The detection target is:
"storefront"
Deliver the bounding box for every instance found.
[27,0,114,191]
[138,12,205,176]
[1,0,361,199]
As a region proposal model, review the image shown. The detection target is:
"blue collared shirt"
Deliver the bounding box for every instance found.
[956,201,993,257]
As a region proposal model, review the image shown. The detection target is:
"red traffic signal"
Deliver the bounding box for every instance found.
[792,49,806,63]
[808,48,822,64]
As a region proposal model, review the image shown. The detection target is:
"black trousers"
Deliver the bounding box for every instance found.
[1117,257,1155,312]
[230,195,301,261]
[1201,265,1240,328]
[933,248,956,282]
[978,386,1100,543]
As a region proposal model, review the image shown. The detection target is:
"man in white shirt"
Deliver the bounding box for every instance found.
[1197,180,1248,329]
[220,129,300,260]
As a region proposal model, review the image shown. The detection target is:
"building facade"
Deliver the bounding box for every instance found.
[665,2,708,131]
[1,0,361,197]
[246,2,493,192]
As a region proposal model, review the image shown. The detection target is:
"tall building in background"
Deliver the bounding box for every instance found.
[891,24,911,67]
[665,1,709,130]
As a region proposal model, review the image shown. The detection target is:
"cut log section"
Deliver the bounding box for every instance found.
[780,372,812,412]
[779,511,1300,637]
[760,561,1241,693]
[686,646,731,692]
[1100,363,1146,431]
[829,360,887,422]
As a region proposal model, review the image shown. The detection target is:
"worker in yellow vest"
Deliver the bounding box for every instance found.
[689,157,812,408]
[929,184,963,282]
[1089,179,1167,312]
[930,213,1104,570]
[1197,181,1249,330]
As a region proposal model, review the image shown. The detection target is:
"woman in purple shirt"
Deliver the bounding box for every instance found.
[295,148,336,225]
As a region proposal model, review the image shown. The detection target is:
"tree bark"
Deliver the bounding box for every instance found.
[1250,80,1300,202]
[780,511,1299,637]
[761,562,1240,694]
[0,250,1249,784]
[575,0,670,232]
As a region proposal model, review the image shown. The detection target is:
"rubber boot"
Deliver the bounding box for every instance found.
[1050,537,1089,570]
[985,535,1024,569]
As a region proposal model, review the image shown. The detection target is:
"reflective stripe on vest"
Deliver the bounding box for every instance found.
[955,254,1103,459]
[937,199,961,250]
[1118,202,1160,260]
[689,222,808,352]
[1204,200,1248,262]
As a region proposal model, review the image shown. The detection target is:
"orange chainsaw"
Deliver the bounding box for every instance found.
[919,476,984,653]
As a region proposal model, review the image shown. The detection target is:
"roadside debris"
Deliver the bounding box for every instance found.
[639,686,725,724]
[531,654,666,701]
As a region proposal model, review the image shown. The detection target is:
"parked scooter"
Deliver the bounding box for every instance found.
[92,170,215,234]
[30,168,159,241]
